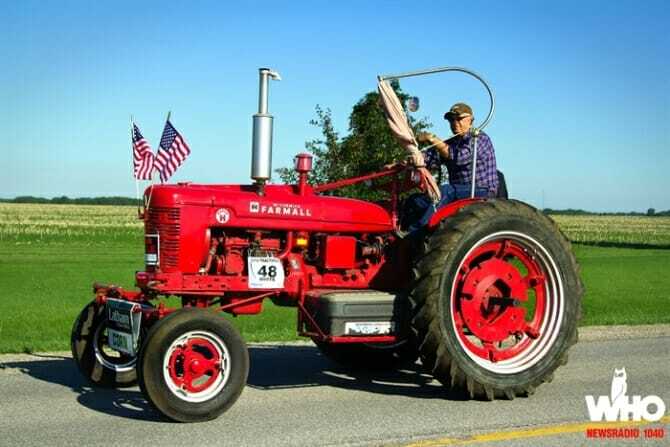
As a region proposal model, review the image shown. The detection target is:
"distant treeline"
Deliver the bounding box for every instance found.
[1,196,669,216]
[0,196,138,206]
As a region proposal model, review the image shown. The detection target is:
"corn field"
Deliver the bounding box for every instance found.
[0,203,141,244]
[551,214,670,246]
[1,203,669,247]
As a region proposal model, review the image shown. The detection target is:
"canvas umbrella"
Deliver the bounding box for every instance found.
[377,79,441,201]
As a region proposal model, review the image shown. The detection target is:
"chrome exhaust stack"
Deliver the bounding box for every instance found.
[251,68,281,191]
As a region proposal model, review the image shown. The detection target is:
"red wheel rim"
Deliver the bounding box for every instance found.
[450,231,564,374]
[163,331,230,402]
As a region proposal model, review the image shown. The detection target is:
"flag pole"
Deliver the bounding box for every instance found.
[146,110,171,209]
[144,116,156,212]
[131,115,142,216]
[158,110,171,185]
[144,114,161,211]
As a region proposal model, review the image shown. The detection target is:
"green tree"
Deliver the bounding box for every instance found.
[276,80,431,200]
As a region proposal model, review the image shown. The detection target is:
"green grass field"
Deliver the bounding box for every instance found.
[0,203,669,353]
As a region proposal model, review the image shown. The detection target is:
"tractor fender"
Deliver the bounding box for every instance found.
[426,198,484,230]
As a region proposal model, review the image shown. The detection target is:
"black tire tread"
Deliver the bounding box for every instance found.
[137,308,249,423]
[70,301,137,388]
[409,199,583,400]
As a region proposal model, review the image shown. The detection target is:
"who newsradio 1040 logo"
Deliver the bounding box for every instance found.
[584,367,666,440]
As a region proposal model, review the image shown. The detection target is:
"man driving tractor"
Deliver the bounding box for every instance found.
[405,102,499,231]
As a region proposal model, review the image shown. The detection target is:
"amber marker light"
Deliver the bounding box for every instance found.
[296,233,309,247]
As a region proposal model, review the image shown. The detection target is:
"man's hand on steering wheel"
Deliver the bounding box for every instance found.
[418,132,450,158]
[417,132,435,144]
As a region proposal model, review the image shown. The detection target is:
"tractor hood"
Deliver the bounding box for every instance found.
[145,183,393,233]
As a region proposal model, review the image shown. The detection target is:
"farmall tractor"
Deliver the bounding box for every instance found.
[71,67,582,422]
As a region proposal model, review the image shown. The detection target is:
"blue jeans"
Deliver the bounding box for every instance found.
[406,184,488,232]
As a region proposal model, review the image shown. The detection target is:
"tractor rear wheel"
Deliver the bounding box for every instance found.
[314,339,418,370]
[71,301,138,388]
[410,200,582,399]
[137,308,249,422]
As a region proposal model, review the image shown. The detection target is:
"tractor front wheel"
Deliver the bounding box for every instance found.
[71,301,138,387]
[138,308,249,422]
[410,200,582,399]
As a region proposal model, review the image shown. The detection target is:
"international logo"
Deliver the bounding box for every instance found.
[215,208,230,224]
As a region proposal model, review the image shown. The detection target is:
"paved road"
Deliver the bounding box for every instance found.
[1,334,668,446]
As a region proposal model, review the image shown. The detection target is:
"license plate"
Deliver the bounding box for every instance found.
[106,298,142,356]
[107,328,134,355]
[344,321,394,336]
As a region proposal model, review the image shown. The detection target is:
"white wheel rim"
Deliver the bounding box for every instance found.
[162,330,231,403]
[449,231,565,375]
[93,324,136,372]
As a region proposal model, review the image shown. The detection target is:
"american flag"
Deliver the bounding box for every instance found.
[132,123,154,180]
[154,120,191,182]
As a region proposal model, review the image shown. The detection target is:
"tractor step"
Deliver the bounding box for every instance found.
[304,290,408,337]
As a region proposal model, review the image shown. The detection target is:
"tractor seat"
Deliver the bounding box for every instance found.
[497,170,508,199]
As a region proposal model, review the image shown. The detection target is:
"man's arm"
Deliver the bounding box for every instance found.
[418,133,449,159]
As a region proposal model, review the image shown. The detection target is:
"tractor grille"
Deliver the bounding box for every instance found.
[146,207,180,270]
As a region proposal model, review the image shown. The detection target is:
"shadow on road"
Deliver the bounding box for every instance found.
[0,354,162,422]
[0,344,466,421]
[251,345,465,400]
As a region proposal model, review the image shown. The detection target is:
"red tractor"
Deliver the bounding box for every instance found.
[71,67,582,422]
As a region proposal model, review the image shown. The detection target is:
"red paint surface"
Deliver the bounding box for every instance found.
[452,239,548,362]
[103,175,479,345]
[321,235,357,269]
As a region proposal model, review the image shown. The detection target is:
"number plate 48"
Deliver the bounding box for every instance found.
[248,256,285,289]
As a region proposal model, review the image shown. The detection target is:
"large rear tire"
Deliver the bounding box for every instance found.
[410,200,582,399]
[71,301,138,388]
[138,308,249,422]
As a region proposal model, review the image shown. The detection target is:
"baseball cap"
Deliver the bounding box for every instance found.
[444,103,473,120]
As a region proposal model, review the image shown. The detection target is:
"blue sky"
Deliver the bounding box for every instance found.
[3,0,668,212]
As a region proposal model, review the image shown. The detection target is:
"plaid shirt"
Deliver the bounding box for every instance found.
[424,132,498,197]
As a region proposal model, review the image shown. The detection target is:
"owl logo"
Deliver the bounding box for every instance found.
[610,367,627,403]
[586,366,665,423]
